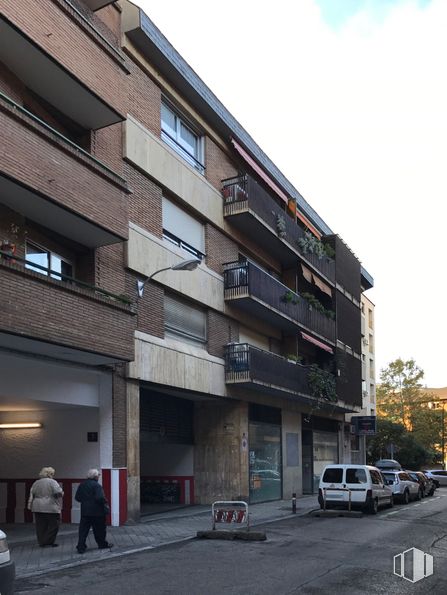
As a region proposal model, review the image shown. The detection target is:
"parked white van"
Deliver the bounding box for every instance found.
[318,464,394,514]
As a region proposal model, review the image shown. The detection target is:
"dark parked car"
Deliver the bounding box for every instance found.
[406,471,435,497]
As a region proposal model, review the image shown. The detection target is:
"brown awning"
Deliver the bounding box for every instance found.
[301,332,334,353]
[301,264,313,283]
[312,274,332,297]
[231,139,288,204]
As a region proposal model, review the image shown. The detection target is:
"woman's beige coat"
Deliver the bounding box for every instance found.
[28,478,63,513]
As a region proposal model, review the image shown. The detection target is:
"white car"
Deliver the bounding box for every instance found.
[381,471,421,503]
[319,464,394,514]
[423,470,447,487]
[0,529,15,595]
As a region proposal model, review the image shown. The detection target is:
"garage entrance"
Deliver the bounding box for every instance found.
[140,389,194,514]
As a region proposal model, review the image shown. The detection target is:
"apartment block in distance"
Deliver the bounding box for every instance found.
[0,0,374,525]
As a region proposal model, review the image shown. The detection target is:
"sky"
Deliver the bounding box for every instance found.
[135,0,447,387]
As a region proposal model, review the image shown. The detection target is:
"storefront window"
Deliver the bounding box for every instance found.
[249,421,282,503]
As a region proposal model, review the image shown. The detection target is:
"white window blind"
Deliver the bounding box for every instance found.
[162,197,205,254]
[165,294,207,347]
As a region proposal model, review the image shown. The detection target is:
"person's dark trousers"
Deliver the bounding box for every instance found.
[77,515,108,550]
[34,512,60,546]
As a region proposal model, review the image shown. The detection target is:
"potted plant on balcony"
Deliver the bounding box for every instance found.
[0,240,16,262]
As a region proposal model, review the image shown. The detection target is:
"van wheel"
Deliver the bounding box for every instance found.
[387,496,394,508]
[368,498,378,515]
[403,490,410,505]
[416,489,422,501]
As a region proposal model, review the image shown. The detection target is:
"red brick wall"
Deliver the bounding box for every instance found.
[207,311,239,358]
[205,224,239,275]
[112,363,127,468]
[126,59,162,136]
[0,0,126,117]
[135,281,165,338]
[0,260,135,360]
[92,122,123,175]
[1,97,128,240]
[205,137,238,192]
[125,163,163,237]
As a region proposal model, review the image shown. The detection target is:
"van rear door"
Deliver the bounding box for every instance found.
[344,467,369,504]
[320,467,345,503]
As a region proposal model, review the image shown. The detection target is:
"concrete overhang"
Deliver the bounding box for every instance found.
[361,267,374,290]
[84,0,116,10]
[0,333,124,367]
[0,16,123,130]
[0,174,124,248]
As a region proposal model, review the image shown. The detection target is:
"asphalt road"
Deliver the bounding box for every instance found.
[15,490,447,595]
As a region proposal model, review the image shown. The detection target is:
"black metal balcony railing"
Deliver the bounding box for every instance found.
[222,175,335,283]
[0,249,133,307]
[225,343,309,394]
[224,343,342,409]
[223,260,335,343]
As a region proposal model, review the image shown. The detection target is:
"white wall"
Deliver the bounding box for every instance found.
[0,408,100,478]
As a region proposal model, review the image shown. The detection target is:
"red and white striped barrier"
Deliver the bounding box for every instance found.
[140,476,194,505]
[0,468,128,526]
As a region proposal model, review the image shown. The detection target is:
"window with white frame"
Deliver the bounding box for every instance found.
[164,293,207,347]
[25,241,73,280]
[162,197,205,260]
[161,100,204,174]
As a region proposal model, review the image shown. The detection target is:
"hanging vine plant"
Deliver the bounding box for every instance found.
[275,213,287,239]
[308,364,337,403]
[297,231,334,260]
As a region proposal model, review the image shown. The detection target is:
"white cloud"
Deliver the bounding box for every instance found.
[135,0,447,386]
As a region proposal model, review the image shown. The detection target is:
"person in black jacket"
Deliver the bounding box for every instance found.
[75,469,113,554]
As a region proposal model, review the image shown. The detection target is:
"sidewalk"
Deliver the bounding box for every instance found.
[5,495,319,579]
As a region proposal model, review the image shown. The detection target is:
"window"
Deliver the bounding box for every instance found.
[162,197,205,260]
[368,308,373,329]
[164,293,207,347]
[346,468,367,484]
[370,470,382,485]
[26,241,73,280]
[161,101,204,174]
[322,468,343,483]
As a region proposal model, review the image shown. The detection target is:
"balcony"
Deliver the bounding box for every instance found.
[0,9,126,129]
[223,261,335,344]
[0,92,128,247]
[0,251,136,364]
[223,175,335,283]
[225,344,348,411]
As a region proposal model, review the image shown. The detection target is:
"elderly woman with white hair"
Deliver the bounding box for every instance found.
[74,468,113,554]
[27,467,64,547]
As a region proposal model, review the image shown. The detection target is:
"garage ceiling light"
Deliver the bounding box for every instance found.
[0,422,42,429]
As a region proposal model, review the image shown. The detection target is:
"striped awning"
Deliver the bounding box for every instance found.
[301,332,334,353]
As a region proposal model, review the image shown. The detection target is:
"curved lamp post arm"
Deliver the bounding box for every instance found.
[137,258,200,298]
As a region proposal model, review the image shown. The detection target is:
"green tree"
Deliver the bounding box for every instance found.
[366,418,433,468]
[377,358,442,459]
[377,358,424,428]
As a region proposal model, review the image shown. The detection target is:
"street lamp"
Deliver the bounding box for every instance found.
[136,258,200,298]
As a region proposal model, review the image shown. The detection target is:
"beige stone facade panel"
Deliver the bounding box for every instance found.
[129,333,226,397]
[124,116,224,228]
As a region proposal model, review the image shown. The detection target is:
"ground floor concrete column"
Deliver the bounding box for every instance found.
[126,379,140,522]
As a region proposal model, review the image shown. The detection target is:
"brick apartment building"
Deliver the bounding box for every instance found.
[0,0,374,525]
